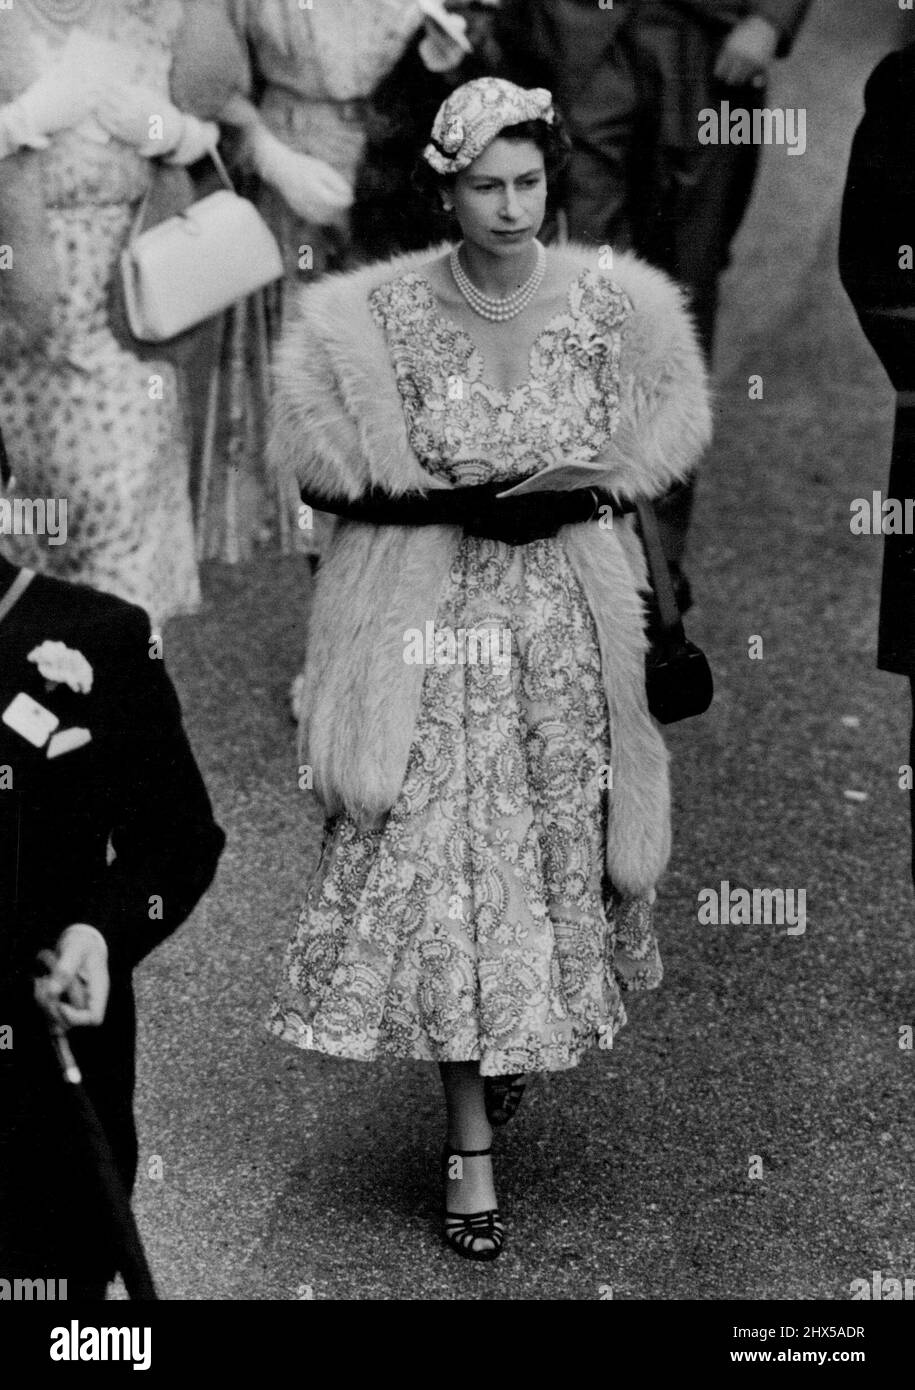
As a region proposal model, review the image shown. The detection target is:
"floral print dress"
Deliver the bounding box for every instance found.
[0,0,200,629]
[268,268,663,1075]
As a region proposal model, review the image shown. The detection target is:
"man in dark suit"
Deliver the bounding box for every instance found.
[500,0,813,598]
[0,540,225,1296]
[839,40,915,889]
[502,0,812,353]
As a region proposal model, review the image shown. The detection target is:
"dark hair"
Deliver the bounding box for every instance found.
[412,112,572,206]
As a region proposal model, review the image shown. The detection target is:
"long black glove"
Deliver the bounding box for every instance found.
[302,481,632,545]
[470,487,600,545]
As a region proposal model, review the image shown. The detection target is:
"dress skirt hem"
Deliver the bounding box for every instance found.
[264,1005,630,1077]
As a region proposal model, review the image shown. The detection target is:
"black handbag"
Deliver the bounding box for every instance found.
[636,497,714,724]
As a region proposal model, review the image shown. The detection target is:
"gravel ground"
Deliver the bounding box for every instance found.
[123,0,915,1301]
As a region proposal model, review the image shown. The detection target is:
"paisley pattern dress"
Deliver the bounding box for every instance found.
[0,0,200,629]
[268,268,663,1075]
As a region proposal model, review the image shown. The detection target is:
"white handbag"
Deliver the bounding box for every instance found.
[120,149,284,344]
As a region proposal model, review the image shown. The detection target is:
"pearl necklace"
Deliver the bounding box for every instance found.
[450,241,546,322]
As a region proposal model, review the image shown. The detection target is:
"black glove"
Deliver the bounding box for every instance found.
[466,487,600,545]
[301,482,631,541]
[300,480,505,527]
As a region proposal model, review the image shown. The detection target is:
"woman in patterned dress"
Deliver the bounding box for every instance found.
[206,0,477,569]
[219,0,475,277]
[0,0,222,629]
[267,80,712,1260]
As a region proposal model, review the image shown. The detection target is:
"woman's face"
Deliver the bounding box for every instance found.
[450,138,547,256]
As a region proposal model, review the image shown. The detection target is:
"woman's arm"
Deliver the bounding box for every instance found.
[90,85,219,164]
[217,92,353,223]
[0,70,99,159]
[301,481,633,543]
[302,481,502,527]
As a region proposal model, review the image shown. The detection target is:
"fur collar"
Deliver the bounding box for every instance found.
[274,241,713,895]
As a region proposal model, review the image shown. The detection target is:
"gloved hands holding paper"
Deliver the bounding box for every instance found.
[496,458,615,497]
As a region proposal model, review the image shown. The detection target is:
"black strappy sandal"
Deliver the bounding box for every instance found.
[442,1146,505,1262]
[484,1074,527,1127]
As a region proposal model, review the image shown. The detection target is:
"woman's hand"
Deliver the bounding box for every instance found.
[714,16,779,88]
[466,488,599,546]
[249,124,353,224]
[418,2,472,74]
[34,925,110,1031]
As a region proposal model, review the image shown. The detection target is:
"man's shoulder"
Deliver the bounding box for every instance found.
[24,574,151,650]
[864,42,915,119]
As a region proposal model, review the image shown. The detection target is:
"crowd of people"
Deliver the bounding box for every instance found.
[0,0,813,613]
[1,0,911,1295]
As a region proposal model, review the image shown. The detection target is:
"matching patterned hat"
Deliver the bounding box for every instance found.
[422,77,556,176]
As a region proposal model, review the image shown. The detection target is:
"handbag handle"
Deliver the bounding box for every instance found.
[127,145,236,247]
[635,496,683,637]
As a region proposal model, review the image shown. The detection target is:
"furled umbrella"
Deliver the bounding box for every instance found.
[34,950,158,1301]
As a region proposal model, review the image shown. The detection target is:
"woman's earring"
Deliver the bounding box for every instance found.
[442,200,454,213]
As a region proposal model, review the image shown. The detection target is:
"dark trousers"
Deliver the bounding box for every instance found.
[566,5,763,354]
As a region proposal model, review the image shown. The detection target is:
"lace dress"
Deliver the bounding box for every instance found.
[268,269,663,1075]
[0,0,200,629]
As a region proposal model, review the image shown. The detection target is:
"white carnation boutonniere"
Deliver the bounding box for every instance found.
[27,641,94,695]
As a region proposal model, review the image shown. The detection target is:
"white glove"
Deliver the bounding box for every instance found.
[163,114,219,166]
[6,65,107,148]
[419,32,467,74]
[93,82,186,154]
[417,1,471,73]
[250,125,353,225]
[419,21,470,73]
[714,15,779,87]
[92,83,218,163]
